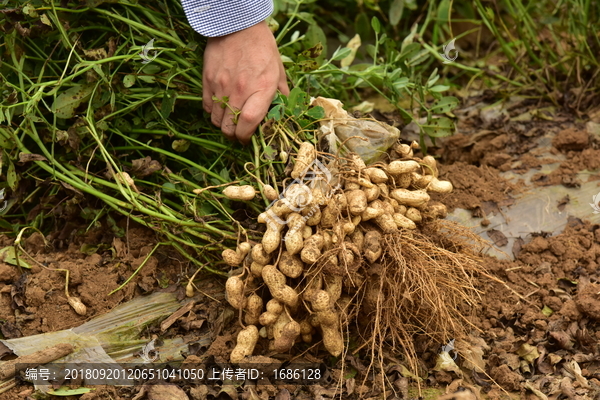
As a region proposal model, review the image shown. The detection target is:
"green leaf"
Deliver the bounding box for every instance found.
[541,305,554,317]
[304,24,327,62]
[430,96,459,113]
[516,343,540,364]
[331,47,352,61]
[48,387,94,396]
[50,84,94,119]
[437,0,451,22]
[305,106,325,120]
[172,139,190,152]
[421,117,455,138]
[0,246,30,269]
[162,182,177,193]
[429,85,450,93]
[80,244,99,255]
[219,167,231,182]
[267,104,284,121]
[286,87,307,117]
[160,90,177,119]
[297,60,318,72]
[123,74,136,88]
[389,0,404,26]
[6,159,17,190]
[406,49,429,67]
[371,16,381,34]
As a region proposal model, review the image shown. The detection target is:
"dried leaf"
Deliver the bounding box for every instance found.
[516,343,540,364]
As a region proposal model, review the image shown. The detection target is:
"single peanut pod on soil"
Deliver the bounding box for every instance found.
[428,177,453,193]
[346,189,367,215]
[262,265,299,308]
[410,140,420,150]
[363,185,380,202]
[230,325,259,363]
[272,320,301,352]
[279,251,305,279]
[284,213,305,255]
[421,155,438,177]
[225,276,246,310]
[377,183,389,197]
[251,244,271,265]
[263,184,279,201]
[301,234,324,264]
[291,142,317,179]
[405,207,422,223]
[68,296,87,316]
[393,213,417,230]
[244,294,264,326]
[387,160,420,175]
[223,185,256,201]
[364,231,383,263]
[390,189,430,208]
[364,167,388,183]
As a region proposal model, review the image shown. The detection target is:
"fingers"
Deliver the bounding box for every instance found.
[220,96,245,138]
[202,76,213,114]
[235,90,275,144]
[278,62,290,95]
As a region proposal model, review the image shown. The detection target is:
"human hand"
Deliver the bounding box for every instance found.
[202,21,290,144]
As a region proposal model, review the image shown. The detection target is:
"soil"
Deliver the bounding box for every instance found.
[0,96,599,399]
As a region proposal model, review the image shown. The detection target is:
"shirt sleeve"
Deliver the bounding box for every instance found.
[180,0,274,37]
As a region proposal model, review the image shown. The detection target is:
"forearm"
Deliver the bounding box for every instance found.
[180,0,273,37]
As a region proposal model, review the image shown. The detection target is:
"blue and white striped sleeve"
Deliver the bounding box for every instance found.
[180,0,274,37]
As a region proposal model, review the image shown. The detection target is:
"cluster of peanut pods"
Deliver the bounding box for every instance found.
[221,142,453,363]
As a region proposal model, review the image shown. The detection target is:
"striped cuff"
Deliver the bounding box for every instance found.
[180,0,273,37]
